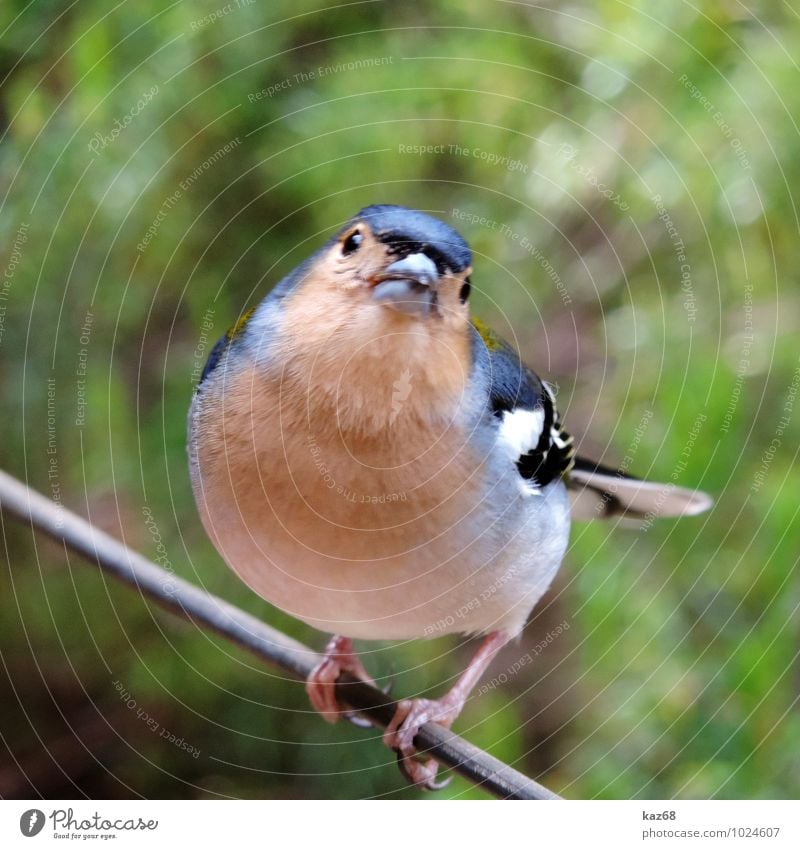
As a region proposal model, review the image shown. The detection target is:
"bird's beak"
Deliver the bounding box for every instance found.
[371,252,439,317]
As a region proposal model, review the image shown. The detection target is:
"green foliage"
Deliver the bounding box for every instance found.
[1,0,798,798]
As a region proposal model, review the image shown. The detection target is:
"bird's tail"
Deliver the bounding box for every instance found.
[566,456,713,521]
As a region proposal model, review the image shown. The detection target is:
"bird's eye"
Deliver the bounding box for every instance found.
[342,229,363,255]
[459,278,471,303]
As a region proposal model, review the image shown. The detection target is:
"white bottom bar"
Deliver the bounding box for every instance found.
[2,799,797,848]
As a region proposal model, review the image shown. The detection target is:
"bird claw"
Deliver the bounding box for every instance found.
[396,749,452,791]
[342,709,373,729]
[384,697,460,791]
[305,654,345,723]
[305,636,376,724]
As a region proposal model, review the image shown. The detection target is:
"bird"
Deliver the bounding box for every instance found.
[188,203,712,789]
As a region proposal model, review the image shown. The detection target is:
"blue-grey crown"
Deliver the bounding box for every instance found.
[348,204,472,274]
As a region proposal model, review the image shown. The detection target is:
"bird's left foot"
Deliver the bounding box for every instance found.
[383,694,467,790]
[382,629,512,790]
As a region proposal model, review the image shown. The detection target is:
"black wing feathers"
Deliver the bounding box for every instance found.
[472,319,574,488]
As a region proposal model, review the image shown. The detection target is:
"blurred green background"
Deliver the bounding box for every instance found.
[1,0,798,800]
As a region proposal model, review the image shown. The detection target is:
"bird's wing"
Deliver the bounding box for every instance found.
[566,456,713,521]
[472,317,713,519]
[472,318,574,494]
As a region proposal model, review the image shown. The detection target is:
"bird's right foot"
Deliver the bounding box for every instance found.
[305,635,374,723]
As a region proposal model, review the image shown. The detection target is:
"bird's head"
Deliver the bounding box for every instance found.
[259,205,476,435]
[328,204,472,323]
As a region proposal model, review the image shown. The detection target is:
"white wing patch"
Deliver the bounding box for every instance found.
[498,407,545,497]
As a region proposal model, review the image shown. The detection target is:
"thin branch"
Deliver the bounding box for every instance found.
[0,469,561,800]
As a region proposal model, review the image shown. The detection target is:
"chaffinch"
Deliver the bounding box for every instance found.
[188,204,712,788]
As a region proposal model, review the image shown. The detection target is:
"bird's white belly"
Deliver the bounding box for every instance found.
[189,375,570,640]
